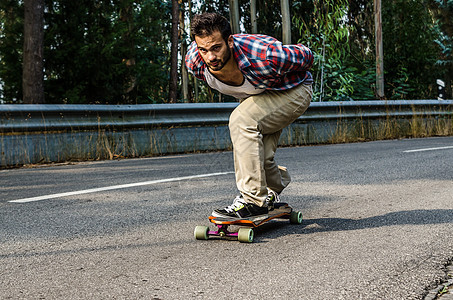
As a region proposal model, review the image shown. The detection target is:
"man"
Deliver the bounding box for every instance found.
[185,12,313,219]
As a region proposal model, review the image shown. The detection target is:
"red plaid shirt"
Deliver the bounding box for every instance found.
[185,34,313,91]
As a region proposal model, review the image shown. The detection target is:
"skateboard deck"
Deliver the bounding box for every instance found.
[194,203,303,243]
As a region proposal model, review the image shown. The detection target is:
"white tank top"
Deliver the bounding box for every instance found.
[204,70,266,99]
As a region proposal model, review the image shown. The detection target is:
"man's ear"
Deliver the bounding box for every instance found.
[228,35,234,49]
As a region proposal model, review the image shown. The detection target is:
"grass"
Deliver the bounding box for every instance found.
[327,109,453,144]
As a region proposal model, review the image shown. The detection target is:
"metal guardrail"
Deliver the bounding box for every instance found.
[1,100,452,167]
[1,100,452,132]
[0,103,237,132]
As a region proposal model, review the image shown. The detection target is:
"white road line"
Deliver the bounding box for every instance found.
[8,172,233,203]
[403,146,453,153]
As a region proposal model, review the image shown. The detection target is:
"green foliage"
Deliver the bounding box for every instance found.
[389,67,415,99]
[43,0,172,104]
[430,0,453,66]
[433,22,452,66]
[295,0,446,101]
[0,0,452,103]
[0,0,23,102]
[382,0,440,100]
[296,0,362,101]
[0,0,173,104]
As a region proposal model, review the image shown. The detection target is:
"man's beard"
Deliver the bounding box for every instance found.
[207,48,232,72]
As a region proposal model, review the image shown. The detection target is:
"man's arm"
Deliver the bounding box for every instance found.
[266,41,314,76]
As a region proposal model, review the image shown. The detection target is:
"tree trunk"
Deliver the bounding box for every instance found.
[187,0,198,101]
[179,0,189,102]
[374,0,385,99]
[228,0,240,34]
[169,0,179,103]
[120,1,137,104]
[281,0,291,44]
[250,0,257,34]
[444,66,452,99]
[23,0,45,104]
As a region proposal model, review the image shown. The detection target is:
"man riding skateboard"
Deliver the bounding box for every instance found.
[185,13,313,219]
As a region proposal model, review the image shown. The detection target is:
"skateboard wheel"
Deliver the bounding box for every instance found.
[238,228,254,243]
[290,211,303,224]
[194,226,209,240]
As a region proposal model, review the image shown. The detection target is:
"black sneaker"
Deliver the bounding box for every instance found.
[212,196,268,218]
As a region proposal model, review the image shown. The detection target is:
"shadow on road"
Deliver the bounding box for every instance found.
[302,209,453,234]
[253,209,453,242]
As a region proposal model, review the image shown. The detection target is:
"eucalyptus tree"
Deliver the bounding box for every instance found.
[23,0,45,103]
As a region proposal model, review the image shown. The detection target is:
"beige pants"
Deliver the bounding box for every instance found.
[228,83,312,206]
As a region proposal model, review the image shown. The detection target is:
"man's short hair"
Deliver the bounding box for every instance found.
[191,13,232,43]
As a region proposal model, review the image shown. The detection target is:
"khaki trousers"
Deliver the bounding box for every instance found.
[228,83,312,206]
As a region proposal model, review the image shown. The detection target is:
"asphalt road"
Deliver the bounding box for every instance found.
[1,136,453,299]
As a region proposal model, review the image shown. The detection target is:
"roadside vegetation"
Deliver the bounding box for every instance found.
[0,0,452,104]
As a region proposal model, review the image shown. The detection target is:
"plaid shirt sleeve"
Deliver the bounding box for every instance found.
[185,41,207,82]
[266,40,313,75]
[234,34,313,90]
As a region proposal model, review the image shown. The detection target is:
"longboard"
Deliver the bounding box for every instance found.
[194,203,303,243]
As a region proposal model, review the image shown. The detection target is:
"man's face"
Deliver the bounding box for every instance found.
[195,30,232,72]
